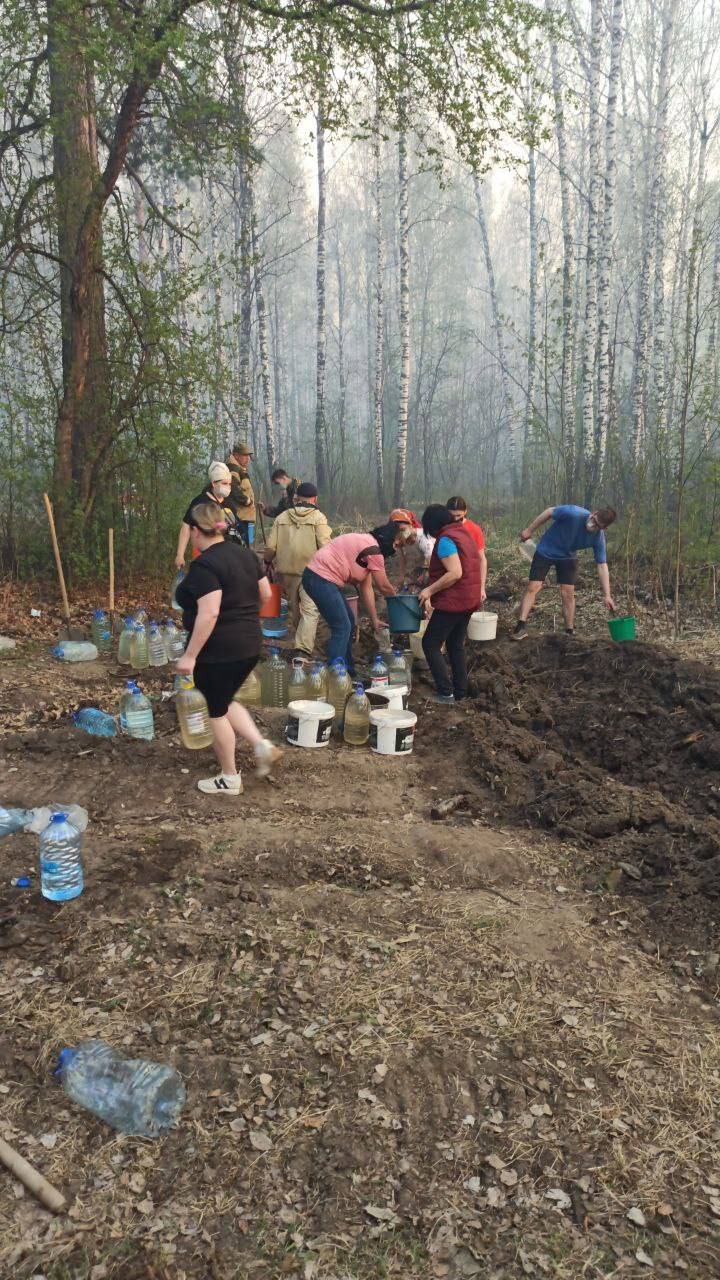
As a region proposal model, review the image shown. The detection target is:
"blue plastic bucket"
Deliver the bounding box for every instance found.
[386,593,423,633]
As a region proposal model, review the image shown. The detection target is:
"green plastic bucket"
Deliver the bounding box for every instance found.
[386,593,423,633]
[608,615,636,642]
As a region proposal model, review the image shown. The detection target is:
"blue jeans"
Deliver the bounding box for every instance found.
[302,568,356,674]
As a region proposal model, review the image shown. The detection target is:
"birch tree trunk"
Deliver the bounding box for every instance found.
[595,0,623,483]
[207,174,224,451]
[524,135,538,480]
[236,160,253,439]
[251,210,277,474]
[548,19,575,492]
[631,0,674,462]
[314,91,329,492]
[472,174,517,479]
[372,85,386,508]
[579,0,603,485]
[394,111,411,505]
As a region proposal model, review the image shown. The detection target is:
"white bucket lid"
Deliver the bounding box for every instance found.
[287,699,335,719]
[369,708,417,729]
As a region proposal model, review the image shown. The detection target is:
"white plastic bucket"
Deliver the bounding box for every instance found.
[468,611,498,642]
[369,708,417,756]
[286,699,335,748]
[367,685,409,712]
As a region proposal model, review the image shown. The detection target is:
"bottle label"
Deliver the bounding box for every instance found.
[126,711,153,736]
[185,711,207,735]
[370,675,389,688]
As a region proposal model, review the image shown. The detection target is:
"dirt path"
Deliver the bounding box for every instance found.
[1,640,719,1279]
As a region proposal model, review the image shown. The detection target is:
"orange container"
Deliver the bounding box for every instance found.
[259,582,282,618]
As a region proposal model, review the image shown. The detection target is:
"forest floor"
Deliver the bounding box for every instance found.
[1,566,720,1280]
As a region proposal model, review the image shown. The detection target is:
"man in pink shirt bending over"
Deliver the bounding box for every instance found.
[302,522,414,674]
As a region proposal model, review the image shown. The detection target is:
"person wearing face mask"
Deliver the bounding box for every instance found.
[175,462,238,569]
[512,504,617,640]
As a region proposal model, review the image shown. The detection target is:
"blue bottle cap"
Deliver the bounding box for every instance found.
[54,1047,76,1077]
[93,609,104,619]
[126,680,140,693]
[50,812,68,823]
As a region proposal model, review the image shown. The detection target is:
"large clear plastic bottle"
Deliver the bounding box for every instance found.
[388,650,408,687]
[57,1040,186,1137]
[288,658,307,703]
[117,617,134,664]
[175,676,212,749]
[120,681,155,740]
[261,647,289,708]
[343,684,370,745]
[170,569,185,611]
[305,663,326,701]
[234,666,262,707]
[39,812,83,902]
[73,708,117,738]
[91,609,112,653]
[52,641,99,662]
[328,660,353,726]
[148,624,167,667]
[0,806,33,839]
[130,621,149,670]
[518,538,537,563]
[164,623,187,663]
[370,654,389,687]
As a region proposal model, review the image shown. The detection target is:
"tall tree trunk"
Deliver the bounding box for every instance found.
[47,0,110,511]
[524,134,538,481]
[207,174,224,452]
[335,234,348,490]
[548,19,575,493]
[595,0,623,484]
[631,0,674,462]
[314,91,329,492]
[251,209,276,474]
[372,86,386,508]
[579,0,603,489]
[237,161,254,440]
[272,279,285,461]
[394,111,410,506]
[472,174,517,481]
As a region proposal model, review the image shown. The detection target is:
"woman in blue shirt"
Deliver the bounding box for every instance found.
[512,504,617,640]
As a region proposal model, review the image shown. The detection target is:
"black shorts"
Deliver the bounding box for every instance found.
[194,657,259,718]
[529,553,579,586]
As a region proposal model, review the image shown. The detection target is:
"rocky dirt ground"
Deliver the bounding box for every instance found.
[1,572,719,1279]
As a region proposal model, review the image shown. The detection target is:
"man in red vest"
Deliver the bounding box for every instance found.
[418,504,482,705]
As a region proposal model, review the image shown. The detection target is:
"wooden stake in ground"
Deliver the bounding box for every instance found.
[108,527,115,632]
[42,492,78,639]
[0,1136,66,1214]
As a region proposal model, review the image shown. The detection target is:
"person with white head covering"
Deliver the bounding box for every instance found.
[174,462,238,569]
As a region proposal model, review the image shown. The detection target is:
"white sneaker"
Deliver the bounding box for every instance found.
[254,739,284,779]
[197,773,243,795]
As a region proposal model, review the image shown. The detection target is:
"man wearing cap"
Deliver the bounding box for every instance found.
[264,484,332,656]
[175,462,237,568]
[226,440,257,545]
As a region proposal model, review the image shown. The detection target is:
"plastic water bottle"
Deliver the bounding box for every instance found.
[234,666,262,707]
[328,660,353,727]
[73,708,117,738]
[117,617,134,664]
[130,622,149,670]
[52,641,98,662]
[288,658,307,702]
[370,655,389,688]
[133,607,148,626]
[388,650,408,687]
[39,813,83,902]
[57,1040,186,1137]
[261,648,289,708]
[91,609,112,652]
[305,663,326,701]
[175,676,212,749]
[164,623,187,663]
[402,651,413,693]
[148,624,167,667]
[0,806,33,838]
[343,684,370,745]
[518,538,537,563]
[170,569,185,611]
[120,682,154,741]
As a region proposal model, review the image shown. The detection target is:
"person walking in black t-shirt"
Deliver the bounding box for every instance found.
[174,501,283,795]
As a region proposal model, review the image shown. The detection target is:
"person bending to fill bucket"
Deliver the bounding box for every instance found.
[511,504,617,641]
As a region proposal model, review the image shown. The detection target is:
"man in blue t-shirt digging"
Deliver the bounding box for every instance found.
[511,504,617,641]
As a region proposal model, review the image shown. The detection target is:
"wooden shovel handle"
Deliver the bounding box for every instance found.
[0,1135,66,1214]
[108,527,115,615]
[42,492,71,624]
